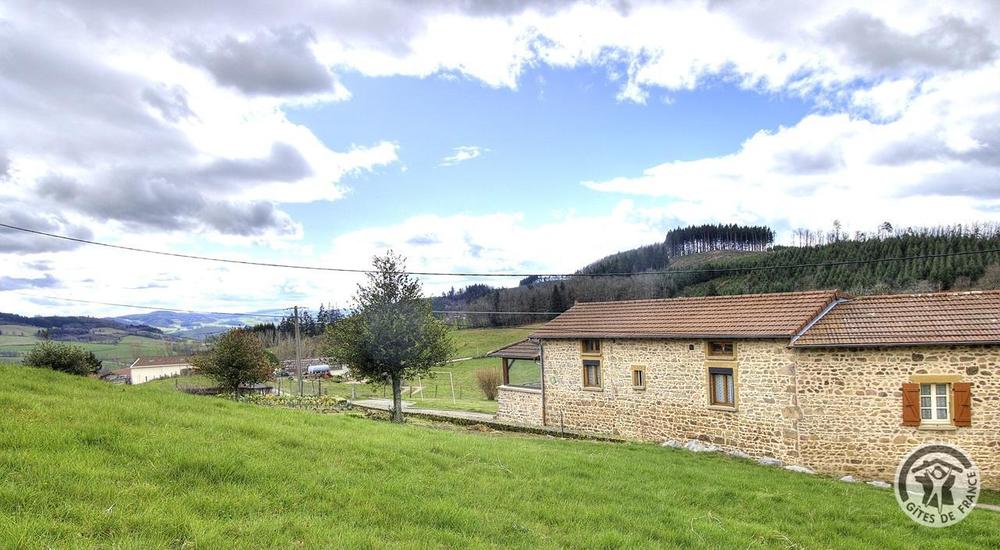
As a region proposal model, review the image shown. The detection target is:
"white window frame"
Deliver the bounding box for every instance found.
[919,383,951,424]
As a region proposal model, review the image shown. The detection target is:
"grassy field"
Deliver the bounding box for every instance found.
[0,327,189,370]
[1,364,997,548]
[285,325,541,414]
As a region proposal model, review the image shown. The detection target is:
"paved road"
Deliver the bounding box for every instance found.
[351,399,496,423]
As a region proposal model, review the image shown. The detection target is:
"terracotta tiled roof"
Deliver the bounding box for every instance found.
[530,290,839,340]
[486,339,540,360]
[792,290,1000,347]
[131,356,193,368]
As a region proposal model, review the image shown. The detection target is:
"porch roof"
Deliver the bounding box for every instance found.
[486,339,540,360]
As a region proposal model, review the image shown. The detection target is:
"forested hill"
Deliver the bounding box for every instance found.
[0,312,163,340]
[579,224,775,275]
[436,224,1000,327]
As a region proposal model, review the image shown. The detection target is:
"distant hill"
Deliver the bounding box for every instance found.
[116,309,287,339]
[0,312,162,340]
[437,223,1000,327]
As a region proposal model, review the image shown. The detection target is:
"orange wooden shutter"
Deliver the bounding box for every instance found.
[901,383,921,426]
[953,383,972,427]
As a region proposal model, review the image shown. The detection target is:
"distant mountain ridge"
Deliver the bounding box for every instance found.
[0,311,164,342]
[115,309,287,339]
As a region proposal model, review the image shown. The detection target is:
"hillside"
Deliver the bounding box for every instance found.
[1,364,996,548]
[0,311,162,339]
[443,226,1000,327]
[0,313,198,369]
[117,309,287,339]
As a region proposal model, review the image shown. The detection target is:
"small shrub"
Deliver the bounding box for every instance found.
[475,368,502,401]
[23,342,101,375]
[193,328,273,393]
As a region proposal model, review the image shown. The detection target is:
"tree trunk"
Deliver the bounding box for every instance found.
[390,374,404,423]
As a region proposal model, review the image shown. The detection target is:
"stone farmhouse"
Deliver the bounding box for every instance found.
[488,290,1000,488]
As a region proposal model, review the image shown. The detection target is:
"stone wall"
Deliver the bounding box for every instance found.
[537,338,1000,488]
[795,345,999,488]
[540,338,800,460]
[497,386,543,426]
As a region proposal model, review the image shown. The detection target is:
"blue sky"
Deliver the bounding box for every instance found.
[285,66,811,242]
[2,1,999,315]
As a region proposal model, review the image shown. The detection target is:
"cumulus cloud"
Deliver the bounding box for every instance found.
[36,173,298,236]
[4,0,1000,315]
[325,200,677,295]
[821,12,997,72]
[0,5,398,242]
[584,63,1000,235]
[142,85,196,122]
[439,145,489,166]
[0,207,94,254]
[177,26,344,98]
[0,274,60,291]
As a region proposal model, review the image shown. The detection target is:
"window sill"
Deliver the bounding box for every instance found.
[499,385,541,394]
[917,424,957,432]
[707,405,738,413]
[632,386,646,391]
[582,386,603,392]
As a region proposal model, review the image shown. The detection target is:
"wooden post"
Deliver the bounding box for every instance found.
[502,358,510,386]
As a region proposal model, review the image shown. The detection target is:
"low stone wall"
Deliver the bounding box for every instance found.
[497,386,543,427]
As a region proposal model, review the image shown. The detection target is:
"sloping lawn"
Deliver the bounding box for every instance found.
[1,365,996,548]
[289,325,540,414]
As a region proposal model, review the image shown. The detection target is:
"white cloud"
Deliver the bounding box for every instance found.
[584,62,1000,238]
[323,199,675,299]
[4,0,1000,315]
[439,145,489,167]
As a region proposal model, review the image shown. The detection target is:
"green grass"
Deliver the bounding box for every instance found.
[448,325,542,358]
[0,332,183,370]
[280,325,540,414]
[1,364,997,548]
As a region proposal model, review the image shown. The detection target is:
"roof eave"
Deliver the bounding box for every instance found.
[530,333,794,340]
[791,339,1000,349]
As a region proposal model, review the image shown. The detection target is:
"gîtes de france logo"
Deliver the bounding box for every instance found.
[895,443,980,527]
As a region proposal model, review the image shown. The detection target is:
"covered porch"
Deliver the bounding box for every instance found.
[486,339,544,426]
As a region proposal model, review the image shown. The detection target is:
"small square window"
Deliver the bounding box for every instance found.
[709,366,735,407]
[707,341,735,359]
[582,359,601,388]
[582,339,601,354]
[632,366,645,389]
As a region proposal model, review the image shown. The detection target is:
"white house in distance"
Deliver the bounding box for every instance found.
[128,356,194,384]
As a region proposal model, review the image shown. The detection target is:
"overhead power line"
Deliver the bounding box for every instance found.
[10,292,561,318]
[4,222,1000,278]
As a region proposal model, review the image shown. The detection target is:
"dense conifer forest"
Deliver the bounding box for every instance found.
[434,223,1000,327]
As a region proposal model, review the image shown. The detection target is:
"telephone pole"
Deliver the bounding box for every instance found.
[294,305,303,396]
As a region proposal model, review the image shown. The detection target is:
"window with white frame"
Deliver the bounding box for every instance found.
[920,383,950,423]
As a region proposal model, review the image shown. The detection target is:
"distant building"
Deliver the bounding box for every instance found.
[491,289,1000,489]
[128,356,194,384]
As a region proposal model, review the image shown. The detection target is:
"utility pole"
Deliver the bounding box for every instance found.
[294,305,303,396]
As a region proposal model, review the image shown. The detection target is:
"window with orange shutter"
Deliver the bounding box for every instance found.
[953,382,972,426]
